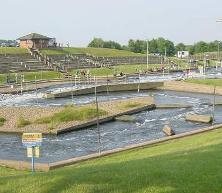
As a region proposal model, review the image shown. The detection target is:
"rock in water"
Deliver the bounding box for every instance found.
[185,114,213,123]
[162,125,175,136]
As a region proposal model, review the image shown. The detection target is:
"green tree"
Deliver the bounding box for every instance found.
[88,38,104,48]
[175,43,186,52]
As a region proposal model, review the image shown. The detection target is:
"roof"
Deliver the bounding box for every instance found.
[18,33,51,40]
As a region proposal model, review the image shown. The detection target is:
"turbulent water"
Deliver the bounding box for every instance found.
[1,90,222,163]
[1,67,222,163]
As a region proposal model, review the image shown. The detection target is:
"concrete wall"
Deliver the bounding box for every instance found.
[44,82,164,99]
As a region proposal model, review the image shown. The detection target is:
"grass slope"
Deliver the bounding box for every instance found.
[0,71,62,85]
[41,47,144,57]
[72,64,164,76]
[0,47,28,55]
[1,129,222,193]
[186,78,222,87]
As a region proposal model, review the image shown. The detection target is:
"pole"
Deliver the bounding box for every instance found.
[212,85,216,123]
[72,77,74,104]
[138,72,140,93]
[35,75,38,104]
[106,74,109,95]
[146,39,149,71]
[20,75,23,95]
[218,41,220,69]
[31,146,35,173]
[95,79,101,154]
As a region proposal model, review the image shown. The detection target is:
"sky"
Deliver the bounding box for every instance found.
[0,0,222,46]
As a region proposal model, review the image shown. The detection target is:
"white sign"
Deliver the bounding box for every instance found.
[27,146,40,158]
[22,133,42,147]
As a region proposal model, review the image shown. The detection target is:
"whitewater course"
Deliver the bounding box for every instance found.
[1,68,222,170]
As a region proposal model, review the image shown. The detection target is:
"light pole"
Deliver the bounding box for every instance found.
[146,39,149,71]
[216,19,222,67]
[217,41,220,69]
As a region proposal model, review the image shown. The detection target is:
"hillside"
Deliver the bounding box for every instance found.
[0,47,28,55]
[1,128,222,193]
[41,47,145,57]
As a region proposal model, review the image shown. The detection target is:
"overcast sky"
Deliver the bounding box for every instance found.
[0,0,222,46]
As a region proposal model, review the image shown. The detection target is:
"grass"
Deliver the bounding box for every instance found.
[35,106,107,125]
[0,117,6,126]
[72,64,165,76]
[0,71,63,85]
[1,128,222,192]
[186,78,222,87]
[0,47,28,55]
[41,47,144,57]
[122,102,144,109]
[16,117,31,128]
[40,48,68,55]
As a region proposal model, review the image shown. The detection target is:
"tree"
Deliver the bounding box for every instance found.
[193,41,208,53]
[88,38,104,48]
[103,41,122,50]
[175,43,186,52]
[156,38,176,56]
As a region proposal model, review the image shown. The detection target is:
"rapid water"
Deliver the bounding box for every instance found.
[0,90,222,163]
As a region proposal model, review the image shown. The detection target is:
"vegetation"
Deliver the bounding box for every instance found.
[65,47,143,57]
[186,78,222,87]
[0,117,6,126]
[88,38,122,50]
[35,106,107,125]
[40,48,68,55]
[1,129,222,192]
[72,64,166,76]
[122,102,143,109]
[0,71,62,85]
[17,117,31,128]
[41,47,144,57]
[0,47,28,55]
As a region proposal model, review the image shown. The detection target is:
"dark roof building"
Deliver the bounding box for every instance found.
[18,33,53,49]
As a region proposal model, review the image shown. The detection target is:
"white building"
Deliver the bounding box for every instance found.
[177,51,189,59]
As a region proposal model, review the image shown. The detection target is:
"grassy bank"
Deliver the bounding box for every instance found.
[41,47,144,57]
[0,71,62,85]
[1,128,222,192]
[72,64,165,76]
[0,47,28,55]
[35,106,107,126]
[186,78,222,87]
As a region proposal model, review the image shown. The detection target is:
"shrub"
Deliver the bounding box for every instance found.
[35,106,107,124]
[0,117,6,126]
[17,117,31,128]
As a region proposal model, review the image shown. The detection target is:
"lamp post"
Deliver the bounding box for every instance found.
[146,39,149,71]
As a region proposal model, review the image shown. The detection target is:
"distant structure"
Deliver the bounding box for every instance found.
[177,51,189,59]
[18,33,56,49]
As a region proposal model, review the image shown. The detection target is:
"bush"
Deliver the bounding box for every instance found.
[17,117,31,128]
[0,117,6,126]
[35,106,107,124]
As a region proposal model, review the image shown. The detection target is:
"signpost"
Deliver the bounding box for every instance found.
[22,133,42,172]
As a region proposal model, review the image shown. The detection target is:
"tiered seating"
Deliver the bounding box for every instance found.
[0,54,52,73]
[47,54,164,71]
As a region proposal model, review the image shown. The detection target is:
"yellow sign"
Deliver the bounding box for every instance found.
[22,133,42,143]
[27,147,40,158]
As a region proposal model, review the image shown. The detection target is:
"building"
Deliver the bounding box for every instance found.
[18,33,54,49]
[177,51,189,59]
